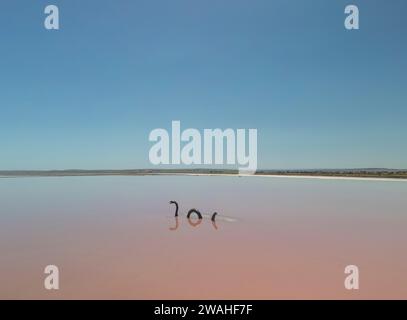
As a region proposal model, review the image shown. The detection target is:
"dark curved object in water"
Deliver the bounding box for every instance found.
[211,212,218,222]
[187,208,202,220]
[170,200,179,217]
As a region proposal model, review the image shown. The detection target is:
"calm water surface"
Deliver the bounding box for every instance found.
[0,176,406,299]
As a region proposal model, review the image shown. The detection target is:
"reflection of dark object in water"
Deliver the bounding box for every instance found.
[169,201,219,230]
[169,217,179,231]
[187,208,202,220]
[169,200,179,217]
[187,217,203,227]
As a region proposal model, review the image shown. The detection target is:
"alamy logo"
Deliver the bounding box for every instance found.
[149,121,258,174]
[344,265,359,290]
[344,5,359,30]
[44,5,59,30]
[44,265,59,290]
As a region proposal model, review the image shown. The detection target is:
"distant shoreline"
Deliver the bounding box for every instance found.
[1,169,407,181]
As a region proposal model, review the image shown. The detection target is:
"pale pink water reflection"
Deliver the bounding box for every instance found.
[0,176,406,299]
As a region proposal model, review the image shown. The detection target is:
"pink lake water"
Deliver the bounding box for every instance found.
[0,176,406,299]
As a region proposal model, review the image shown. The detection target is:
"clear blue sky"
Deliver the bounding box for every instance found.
[0,0,406,170]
